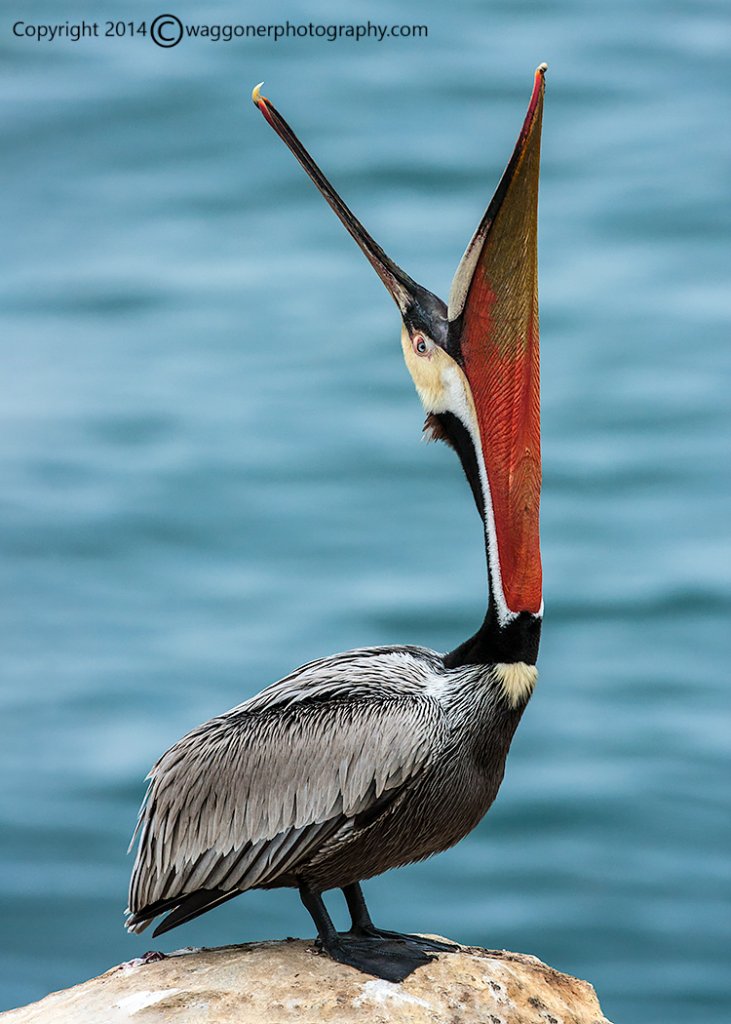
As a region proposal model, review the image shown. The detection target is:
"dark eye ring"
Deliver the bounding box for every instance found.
[414,336,428,355]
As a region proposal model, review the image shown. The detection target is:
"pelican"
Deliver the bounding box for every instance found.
[126,66,547,983]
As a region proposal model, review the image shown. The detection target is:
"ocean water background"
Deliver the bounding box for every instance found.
[2,1,729,1020]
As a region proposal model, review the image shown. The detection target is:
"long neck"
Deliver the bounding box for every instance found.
[434,411,542,669]
[444,605,541,668]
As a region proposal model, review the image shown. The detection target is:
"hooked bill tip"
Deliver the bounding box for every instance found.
[536,62,548,75]
[251,82,265,105]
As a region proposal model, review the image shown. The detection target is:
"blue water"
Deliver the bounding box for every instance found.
[2,1,729,1020]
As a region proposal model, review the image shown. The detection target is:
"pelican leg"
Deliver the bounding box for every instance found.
[342,880,376,933]
[342,882,458,953]
[298,881,434,983]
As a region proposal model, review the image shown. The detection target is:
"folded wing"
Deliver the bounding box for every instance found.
[126,647,445,933]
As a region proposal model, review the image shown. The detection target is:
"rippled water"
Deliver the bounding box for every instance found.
[2,1,729,1020]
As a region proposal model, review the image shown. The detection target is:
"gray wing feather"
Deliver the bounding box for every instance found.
[127,647,445,926]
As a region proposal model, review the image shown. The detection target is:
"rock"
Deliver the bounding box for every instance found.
[0,938,612,1024]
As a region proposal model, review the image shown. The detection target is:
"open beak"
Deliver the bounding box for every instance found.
[448,65,546,616]
[252,70,546,619]
[252,83,430,319]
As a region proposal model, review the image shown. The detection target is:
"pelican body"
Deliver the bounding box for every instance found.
[126,67,547,982]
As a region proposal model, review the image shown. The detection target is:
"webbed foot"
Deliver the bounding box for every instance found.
[318,933,435,982]
[348,925,458,953]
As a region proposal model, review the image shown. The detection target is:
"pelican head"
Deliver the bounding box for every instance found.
[252,70,546,655]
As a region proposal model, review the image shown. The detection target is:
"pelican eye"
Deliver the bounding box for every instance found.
[413,335,429,356]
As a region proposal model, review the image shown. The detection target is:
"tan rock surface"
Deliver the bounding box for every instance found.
[1,938,612,1024]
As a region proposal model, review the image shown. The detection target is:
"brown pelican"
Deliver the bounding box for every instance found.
[126,65,547,983]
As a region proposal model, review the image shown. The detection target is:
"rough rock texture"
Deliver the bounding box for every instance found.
[1,938,612,1024]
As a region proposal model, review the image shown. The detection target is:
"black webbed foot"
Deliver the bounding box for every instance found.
[301,881,453,982]
[339,882,459,962]
[317,933,435,983]
[348,924,458,953]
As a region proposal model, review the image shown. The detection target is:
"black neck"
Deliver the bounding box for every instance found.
[434,411,542,668]
[444,607,541,668]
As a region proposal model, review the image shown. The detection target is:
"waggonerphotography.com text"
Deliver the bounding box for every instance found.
[12,17,428,48]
